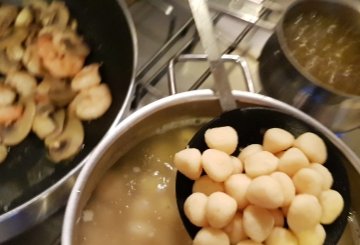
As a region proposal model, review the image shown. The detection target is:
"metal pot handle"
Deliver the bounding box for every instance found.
[167,53,256,95]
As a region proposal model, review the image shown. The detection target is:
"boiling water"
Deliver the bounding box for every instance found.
[77,125,200,245]
[283,10,360,96]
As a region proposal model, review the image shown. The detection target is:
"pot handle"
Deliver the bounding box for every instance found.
[167,53,256,95]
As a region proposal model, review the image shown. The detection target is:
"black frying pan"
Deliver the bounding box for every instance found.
[176,107,350,244]
[0,0,136,241]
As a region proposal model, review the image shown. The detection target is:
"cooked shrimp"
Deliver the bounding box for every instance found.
[0,84,16,106]
[0,104,23,125]
[5,70,37,97]
[36,34,85,78]
[71,63,101,91]
[69,84,112,120]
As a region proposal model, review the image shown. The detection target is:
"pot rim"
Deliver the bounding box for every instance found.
[62,89,360,245]
[276,0,360,99]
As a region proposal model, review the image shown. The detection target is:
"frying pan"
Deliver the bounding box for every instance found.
[0,0,137,242]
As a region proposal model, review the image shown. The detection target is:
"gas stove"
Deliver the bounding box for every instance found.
[5,0,360,244]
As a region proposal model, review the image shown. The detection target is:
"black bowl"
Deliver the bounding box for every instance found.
[176,107,350,244]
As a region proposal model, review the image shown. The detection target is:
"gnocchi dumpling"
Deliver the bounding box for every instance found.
[292,168,323,197]
[278,147,309,177]
[224,173,252,209]
[295,224,326,245]
[270,171,296,207]
[184,192,208,227]
[223,212,247,244]
[319,189,344,224]
[294,132,327,164]
[243,205,274,242]
[244,151,278,178]
[174,148,202,180]
[205,126,238,154]
[246,175,284,209]
[192,175,224,196]
[287,194,322,232]
[238,144,263,162]
[206,192,237,228]
[309,163,333,190]
[193,227,230,245]
[263,128,295,153]
[265,227,298,245]
[202,149,234,182]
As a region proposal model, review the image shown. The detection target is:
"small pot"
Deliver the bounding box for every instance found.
[62,90,360,244]
[259,0,360,132]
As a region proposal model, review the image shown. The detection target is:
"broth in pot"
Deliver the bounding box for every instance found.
[77,125,200,245]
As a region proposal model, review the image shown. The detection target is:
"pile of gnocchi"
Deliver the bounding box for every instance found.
[174,126,345,245]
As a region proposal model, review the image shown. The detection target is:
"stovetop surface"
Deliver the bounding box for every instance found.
[4,0,360,244]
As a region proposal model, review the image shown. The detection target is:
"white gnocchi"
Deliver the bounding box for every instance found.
[263,128,295,153]
[174,148,202,180]
[205,126,238,154]
[174,127,343,245]
[202,149,234,182]
[184,192,209,227]
[193,227,230,245]
[206,192,238,228]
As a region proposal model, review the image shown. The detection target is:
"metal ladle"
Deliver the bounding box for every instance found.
[175,0,350,244]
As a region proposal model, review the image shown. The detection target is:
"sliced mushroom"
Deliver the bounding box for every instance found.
[0,51,20,74]
[0,98,36,146]
[0,27,29,50]
[26,0,48,24]
[47,78,76,107]
[5,70,37,98]
[0,144,7,163]
[32,104,58,139]
[0,84,16,106]
[44,109,65,144]
[42,1,70,28]
[22,43,44,76]
[46,113,84,162]
[32,113,56,139]
[6,44,25,62]
[0,5,18,37]
[14,7,33,28]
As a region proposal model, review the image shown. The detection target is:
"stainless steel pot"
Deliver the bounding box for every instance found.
[62,89,360,244]
[259,0,360,132]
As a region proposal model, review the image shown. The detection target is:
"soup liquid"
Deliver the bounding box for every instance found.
[77,126,200,245]
[283,10,360,96]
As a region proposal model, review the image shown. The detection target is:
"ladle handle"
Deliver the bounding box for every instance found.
[188,0,237,112]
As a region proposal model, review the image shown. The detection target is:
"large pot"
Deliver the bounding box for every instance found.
[259,0,360,132]
[62,90,360,244]
[0,0,137,242]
